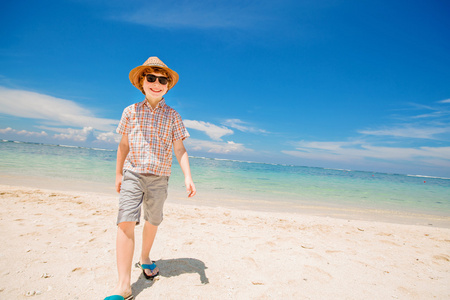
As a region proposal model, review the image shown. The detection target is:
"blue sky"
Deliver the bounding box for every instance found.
[1,0,449,177]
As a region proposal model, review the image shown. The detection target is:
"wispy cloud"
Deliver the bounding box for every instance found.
[223,119,268,134]
[359,101,450,140]
[358,126,449,139]
[110,0,272,30]
[439,99,450,104]
[184,120,233,141]
[283,140,450,167]
[284,100,450,174]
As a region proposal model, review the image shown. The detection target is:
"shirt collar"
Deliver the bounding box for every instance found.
[140,98,166,110]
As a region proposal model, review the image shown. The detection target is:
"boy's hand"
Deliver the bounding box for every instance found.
[185,178,196,197]
[115,174,123,193]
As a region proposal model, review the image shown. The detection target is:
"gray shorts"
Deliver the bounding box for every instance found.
[117,170,169,226]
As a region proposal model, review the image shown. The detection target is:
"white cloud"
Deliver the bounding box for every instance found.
[438,99,450,104]
[0,127,48,138]
[0,87,118,132]
[184,120,233,141]
[53,127,95,142]
[41,126,120,144]
[97,131,122,144]
[0,87,122,145]
[185,138,251,154]
[223,119,268,134]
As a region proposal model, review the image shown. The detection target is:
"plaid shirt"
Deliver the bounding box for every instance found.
[116,99,189,176]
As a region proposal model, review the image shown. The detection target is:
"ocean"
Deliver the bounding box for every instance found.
[1,140,449,221]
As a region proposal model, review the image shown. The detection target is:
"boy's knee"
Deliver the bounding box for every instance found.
[118,221,136,232]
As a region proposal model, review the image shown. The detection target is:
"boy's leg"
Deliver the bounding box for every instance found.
[139,174,169,276]
[140,220,159,276]
[111,170,145,296]
[112,221,136,296]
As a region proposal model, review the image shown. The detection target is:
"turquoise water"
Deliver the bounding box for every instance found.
[1,140,449,216]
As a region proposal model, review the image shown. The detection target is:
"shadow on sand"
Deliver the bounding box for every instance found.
[131,258,209,297]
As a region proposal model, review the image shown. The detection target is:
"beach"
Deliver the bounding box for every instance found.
[1,141,449,299]
[1,184,449,299]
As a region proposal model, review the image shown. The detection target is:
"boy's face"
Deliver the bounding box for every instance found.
[142,72,169,101]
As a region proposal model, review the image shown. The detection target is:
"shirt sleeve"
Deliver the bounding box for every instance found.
[116,105,132,135]
[172,111,190,141]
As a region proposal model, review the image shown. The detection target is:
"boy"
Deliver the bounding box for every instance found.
[106,57,196,300]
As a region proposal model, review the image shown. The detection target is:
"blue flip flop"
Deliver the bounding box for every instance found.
[104,294,133,300]
[137,261,160,280]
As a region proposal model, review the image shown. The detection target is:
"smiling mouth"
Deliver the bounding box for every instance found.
[150,88,162,93]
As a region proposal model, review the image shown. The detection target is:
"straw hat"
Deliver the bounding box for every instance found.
[129,56,179,92]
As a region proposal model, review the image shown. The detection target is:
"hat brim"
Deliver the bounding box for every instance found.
[129,66,179,93]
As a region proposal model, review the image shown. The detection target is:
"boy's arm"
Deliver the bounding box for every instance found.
[115,133,130,193]
[173,139,196,198]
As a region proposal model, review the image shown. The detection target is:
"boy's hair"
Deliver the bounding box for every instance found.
[139,67,172,92]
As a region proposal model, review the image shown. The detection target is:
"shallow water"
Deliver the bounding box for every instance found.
[1,140,449,217]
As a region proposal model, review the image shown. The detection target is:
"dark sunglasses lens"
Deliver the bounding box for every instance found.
[146,74,168,85]
[146,75,157,82]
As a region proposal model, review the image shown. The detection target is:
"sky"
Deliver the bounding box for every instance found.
[1,0,450,177]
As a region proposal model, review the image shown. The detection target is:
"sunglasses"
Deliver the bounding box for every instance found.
[145,74,169,85]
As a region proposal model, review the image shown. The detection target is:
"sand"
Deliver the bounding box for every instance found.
[0,184,449,299]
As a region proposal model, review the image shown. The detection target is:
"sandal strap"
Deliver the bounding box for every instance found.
[141,263,156,270]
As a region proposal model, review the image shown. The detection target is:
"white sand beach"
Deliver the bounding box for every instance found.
[1,184,449,299]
